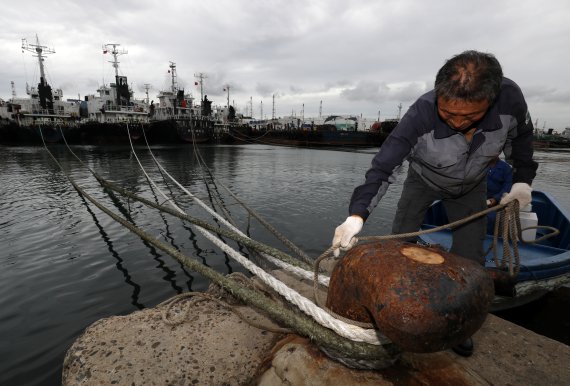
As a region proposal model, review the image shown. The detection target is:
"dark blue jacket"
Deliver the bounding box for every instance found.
[349,78,538,220]
[487,159,513,202]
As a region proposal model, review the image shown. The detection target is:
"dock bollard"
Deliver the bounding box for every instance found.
[326,240,494,353]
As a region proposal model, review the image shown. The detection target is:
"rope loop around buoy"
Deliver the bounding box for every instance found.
[317,199,561,323]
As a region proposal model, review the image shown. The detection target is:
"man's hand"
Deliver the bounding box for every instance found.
[332,215,364,257]
[500,183,532,209]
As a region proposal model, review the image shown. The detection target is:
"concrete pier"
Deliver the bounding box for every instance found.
[63,270,570,385]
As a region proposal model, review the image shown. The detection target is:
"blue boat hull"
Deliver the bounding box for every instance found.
[420,191,570,310]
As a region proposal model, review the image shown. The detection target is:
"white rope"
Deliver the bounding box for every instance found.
[143,132,328,286]
[128,130,385,345]
[199,223,384,344]
[264,254,330,286]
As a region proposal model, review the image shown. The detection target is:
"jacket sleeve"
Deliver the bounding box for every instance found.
[502,82,538,185]
[492,161,513,202]
[348,101,424,220]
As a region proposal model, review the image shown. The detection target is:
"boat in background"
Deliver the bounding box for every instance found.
[533,128,570,149]
[69,43,149,144]
[227,115,388,147]
[419,191,570,311]
[145,62,212,144]
[0,36,81,144]
[0,40,149,145]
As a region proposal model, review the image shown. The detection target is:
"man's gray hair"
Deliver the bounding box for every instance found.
[435,50,503,103]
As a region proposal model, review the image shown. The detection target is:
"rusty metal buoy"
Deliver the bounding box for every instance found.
[326,240,494,353]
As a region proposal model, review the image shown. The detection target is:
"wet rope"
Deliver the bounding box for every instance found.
[60,131,308,272]
[56,126,388,346]
[492,202,559,276]
[40,144,399,361]
[158,271,292,334]
[158,292,293,334]
[138,127,324,283]
[44,130,556,358]
[315,200,560,328]
[189,131,314,265]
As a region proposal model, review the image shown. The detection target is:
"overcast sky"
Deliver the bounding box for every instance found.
[1,0,569,129]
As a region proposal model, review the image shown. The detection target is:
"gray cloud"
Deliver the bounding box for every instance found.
[1,0,569,128]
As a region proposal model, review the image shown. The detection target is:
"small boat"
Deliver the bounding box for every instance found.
[419,191,570,311]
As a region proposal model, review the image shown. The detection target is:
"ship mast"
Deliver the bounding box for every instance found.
[224,85,230,108]
[103,43,128,78]
[169,62,178,93]
[194,72,207,102]
[144,83,151,104]
[22,35,54,89]
[103,43,129,106]
[22,35,56,111]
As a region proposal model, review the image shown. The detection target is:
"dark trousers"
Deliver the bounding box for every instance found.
[391,167,487,265]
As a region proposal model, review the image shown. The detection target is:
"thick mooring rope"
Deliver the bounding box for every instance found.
[47,127,559,360]
[58,127,388,345]
[122,129,387,345]
[42,131,399,361]
[190,129,314,265]
[312,199,560,329]
[138,128,327,285]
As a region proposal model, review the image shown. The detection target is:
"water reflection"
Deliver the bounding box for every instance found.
[148,180,195,291]
[79,193,145,309]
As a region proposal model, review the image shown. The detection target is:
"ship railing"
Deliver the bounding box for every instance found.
[82,116,150,124]
[102,105,148,114]
[18,116,82,127]
[21,109,79,119]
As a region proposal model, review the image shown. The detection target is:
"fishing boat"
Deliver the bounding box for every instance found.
[0,39,151,145]
[70,43,149,144]
[228,115,387,147]
[419,191,570,311]
[533,131,570,149]
[0,36,81,144]
[145,62,212,144]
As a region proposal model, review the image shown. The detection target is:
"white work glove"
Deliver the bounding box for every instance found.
[332,216,364,258]
[500,183,532,209]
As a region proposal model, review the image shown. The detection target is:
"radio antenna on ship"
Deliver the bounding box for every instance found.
[194,72,207,102]
[224,85,230,108]
[168,62,178,93]
[22,35,54,91]
[103,43,128,78]
[22,35,56,112]
[144,83,151,104]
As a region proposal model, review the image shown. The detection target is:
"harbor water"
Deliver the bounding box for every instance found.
[1,144,569,385]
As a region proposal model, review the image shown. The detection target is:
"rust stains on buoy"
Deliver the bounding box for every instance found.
[326,240,494,353]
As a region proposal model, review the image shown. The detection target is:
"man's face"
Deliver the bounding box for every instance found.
[437,97,490,132]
